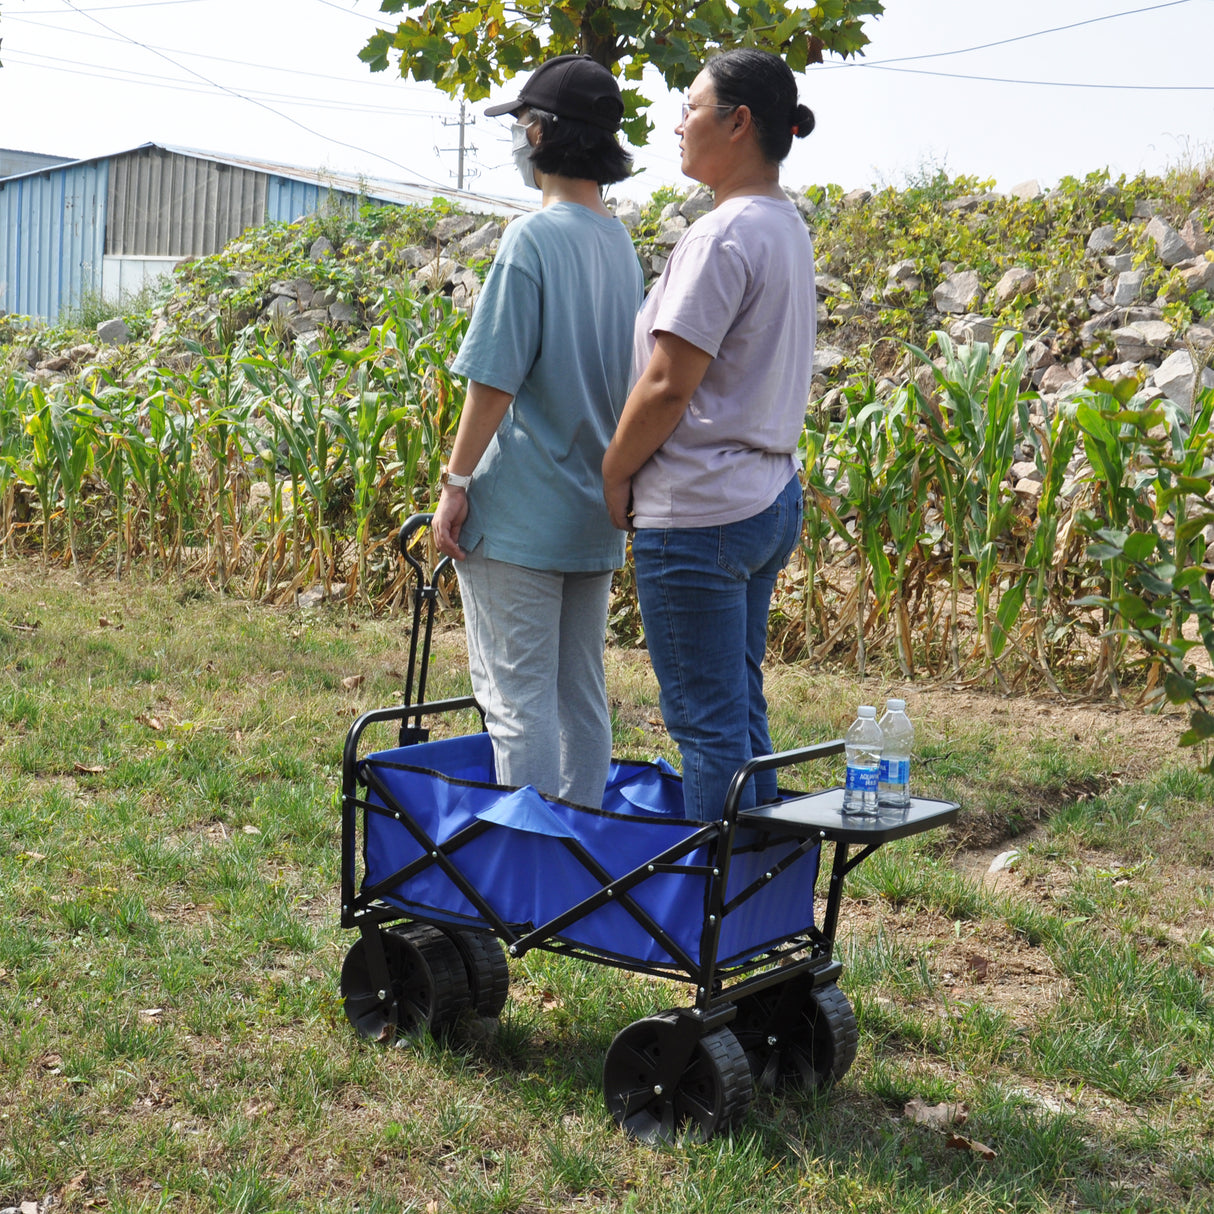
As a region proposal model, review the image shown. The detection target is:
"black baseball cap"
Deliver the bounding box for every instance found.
[484,55,624,132]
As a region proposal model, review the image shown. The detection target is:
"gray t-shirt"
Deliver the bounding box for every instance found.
[630,194,816,529]
[452,202,644,571]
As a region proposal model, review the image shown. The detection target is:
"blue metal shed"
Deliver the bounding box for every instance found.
[0,142,528,322]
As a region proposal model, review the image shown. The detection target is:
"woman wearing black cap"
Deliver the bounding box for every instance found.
[602,49,816,822]
[433,56,644,810]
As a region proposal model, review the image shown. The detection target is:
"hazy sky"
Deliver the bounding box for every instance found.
[1,0,1212,205]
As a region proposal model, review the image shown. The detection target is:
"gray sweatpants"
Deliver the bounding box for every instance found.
[456,546,614,810]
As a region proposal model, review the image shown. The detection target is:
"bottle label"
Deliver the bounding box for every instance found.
[880,757,910,785]
[845,764,879,793]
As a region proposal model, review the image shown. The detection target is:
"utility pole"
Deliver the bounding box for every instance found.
[437,101,478,189]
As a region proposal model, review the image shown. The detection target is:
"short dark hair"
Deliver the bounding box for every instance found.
[704,49,815,165]
[525,107,633,186]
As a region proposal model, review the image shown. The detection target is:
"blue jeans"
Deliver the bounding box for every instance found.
[633,476,804,821]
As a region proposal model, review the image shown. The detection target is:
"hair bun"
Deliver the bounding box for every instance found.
[792,103,815,139]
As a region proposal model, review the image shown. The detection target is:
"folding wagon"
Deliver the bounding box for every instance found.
[338,515,959,1142]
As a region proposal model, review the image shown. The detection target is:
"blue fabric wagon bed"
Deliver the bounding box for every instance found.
[358,731,820,970]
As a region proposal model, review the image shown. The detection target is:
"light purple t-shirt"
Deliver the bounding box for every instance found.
[630,194,816,529]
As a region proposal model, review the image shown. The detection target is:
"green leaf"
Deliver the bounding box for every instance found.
[1122,531,1158,562]
[1180,710,1214,746]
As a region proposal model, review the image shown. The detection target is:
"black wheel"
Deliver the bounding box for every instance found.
[732,979,858,1092]
[341,924,471,1042]
[602,1011,754,1143]
[440,927,510,1017]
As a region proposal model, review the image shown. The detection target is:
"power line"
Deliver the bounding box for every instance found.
[5,46,456,116]
[15,0,205,13]
[56,0,454,188]
[311,0,390,26]
[5,11,445,96]
[856,0,1197,66]
[855,61,1214,91]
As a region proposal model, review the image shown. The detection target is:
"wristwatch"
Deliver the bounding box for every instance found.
[440,467,472,490]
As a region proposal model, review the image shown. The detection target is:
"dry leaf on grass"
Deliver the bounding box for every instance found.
[74,763,106,774]
[341,674,365,690]
[946,1132,997,1159]
[966,953,990,980]
[136,713,164,731]
[903,1098,968,1129]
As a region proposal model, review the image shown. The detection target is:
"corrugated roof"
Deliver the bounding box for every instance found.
[0,140,534,216]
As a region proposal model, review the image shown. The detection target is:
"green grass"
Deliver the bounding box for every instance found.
[1,565,1212,1212]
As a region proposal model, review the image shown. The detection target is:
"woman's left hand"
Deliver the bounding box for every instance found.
[604,476,633,531]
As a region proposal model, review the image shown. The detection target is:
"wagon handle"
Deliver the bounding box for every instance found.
[720,739,846,825]
[397,513,455,722]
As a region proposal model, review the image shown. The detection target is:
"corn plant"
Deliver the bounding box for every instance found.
[1068,379,1157,696]
[180,337,259,587]
[369,289,468,510]
[79,372,154,578]
[0,374,31,557]
[325,353,410,599]
[910,332,1029,684]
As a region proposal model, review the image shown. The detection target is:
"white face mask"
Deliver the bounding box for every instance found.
[510,120,539,191]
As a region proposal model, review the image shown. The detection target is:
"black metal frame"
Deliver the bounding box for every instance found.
[340,515,960,1061]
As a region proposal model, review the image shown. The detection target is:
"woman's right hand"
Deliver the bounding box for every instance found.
[432,487,468,560]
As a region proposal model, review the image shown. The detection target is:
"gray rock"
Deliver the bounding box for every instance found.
[1112,270,1147,306]
[814,345,847,375]
[309,236,335,262]
[842,188,871,208]
[943,194,998,213]
[1180,210,1211,256]
[328,301,360,325]
[457,222,502,258]
[658,201,682,223]
[96,317,131,345]
[1153,349,1214,409]
[1102,253,1135,273]
[1039,364,1079,395]
[816,273,851,298]
[1113,321,1171,362]
[650,254,669,276]
[1080,313,1118,345]
[311,286,338,309]
[933,270,983,314]
[1178,256,1214,295]
[264,295,298,320]
[433,215,477,243]
[948,314,997,345]
[1008,179,1042,201]
[655,217,688,247]
[1145,216,1193,268]
[613,198,642,231]
[991,267,1035,307]
[1087,225,1119,254]
[679,186,714,222]
[1133,199,1163,219]
[411,257,459,293]
[288,308,328,336]
[267,280,299,299]
[400,244,436,269]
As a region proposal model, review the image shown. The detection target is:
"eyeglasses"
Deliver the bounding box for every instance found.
[680,98,737,121]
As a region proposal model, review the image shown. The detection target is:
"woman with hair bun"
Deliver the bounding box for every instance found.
[602,48,816,822]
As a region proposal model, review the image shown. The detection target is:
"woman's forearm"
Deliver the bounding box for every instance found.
[603,331,713,484]
[447,380,514,476]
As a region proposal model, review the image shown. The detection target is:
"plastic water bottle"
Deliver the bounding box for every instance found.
[878,698,914,810]
[842,706,882,815]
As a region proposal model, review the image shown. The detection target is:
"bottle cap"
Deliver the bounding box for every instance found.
[886,698,906,711]
[858,705,876,718]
